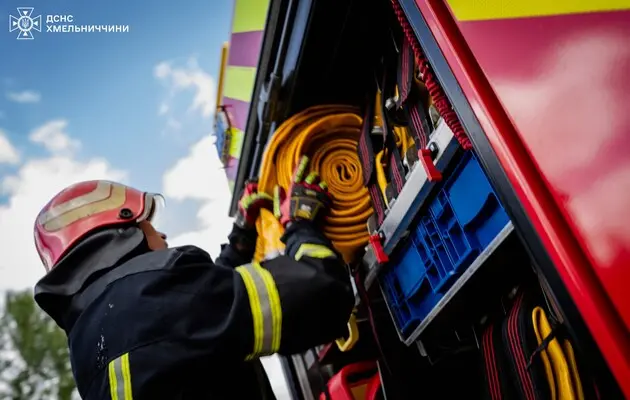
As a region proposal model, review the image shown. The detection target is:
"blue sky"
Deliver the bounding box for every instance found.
[0,0,241,269]
[0,1,256,296]
[0,0,252,297]
[1,0,232,189]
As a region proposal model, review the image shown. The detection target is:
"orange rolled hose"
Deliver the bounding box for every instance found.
[254,104,373,264]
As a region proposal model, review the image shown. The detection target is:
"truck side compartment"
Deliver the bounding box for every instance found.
[217,0,630,398]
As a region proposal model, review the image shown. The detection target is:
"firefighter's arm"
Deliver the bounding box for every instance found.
[236,155,355,355]
[214,223,257,269]
[185,157,351,359]
[92,236,349,398]
[230,221,354,359]
[267,220,354,355]
[172,239,351,362]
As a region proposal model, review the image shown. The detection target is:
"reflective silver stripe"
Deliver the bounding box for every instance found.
[112,357,126,400]
[108,353,132,400]
[240,263,275,355]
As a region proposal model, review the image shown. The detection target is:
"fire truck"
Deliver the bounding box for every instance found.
[214,0,630,398]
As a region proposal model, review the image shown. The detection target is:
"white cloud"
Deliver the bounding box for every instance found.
[0,129,20,164]
[6,90,41,104]
[162,135,233,254]
[28,119,80,155]
[0,120,127,291]
[154,57,216,119]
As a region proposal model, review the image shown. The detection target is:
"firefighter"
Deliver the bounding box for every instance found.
[33,155,355,400]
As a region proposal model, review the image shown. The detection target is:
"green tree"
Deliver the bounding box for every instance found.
[0,290,76,400]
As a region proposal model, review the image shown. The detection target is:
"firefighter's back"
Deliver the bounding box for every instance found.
[66,246,277,400]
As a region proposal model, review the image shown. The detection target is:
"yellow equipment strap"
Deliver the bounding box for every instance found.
[375,150,389,207]
[531,306,585,400]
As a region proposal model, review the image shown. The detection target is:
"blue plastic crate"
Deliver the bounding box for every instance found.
[381,152,511,337]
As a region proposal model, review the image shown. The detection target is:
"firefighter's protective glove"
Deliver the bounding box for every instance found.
[235,179,273,230]
[273,155,332,228]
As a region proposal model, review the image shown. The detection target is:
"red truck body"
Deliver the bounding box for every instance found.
[421,2,630,392]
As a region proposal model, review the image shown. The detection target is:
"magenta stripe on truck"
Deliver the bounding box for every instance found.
[225,156,239,181]
[227,30,264,67]
[222,97,250,131]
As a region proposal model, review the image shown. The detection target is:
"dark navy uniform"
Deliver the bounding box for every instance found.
[34,220,354,399]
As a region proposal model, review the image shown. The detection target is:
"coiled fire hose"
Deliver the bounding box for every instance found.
[253,104,373,264]
[253,105,374,352]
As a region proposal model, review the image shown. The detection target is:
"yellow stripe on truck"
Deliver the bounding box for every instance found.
[232,0,270,33]
[447,0,630,21]
[228,128,244,158]
[223,66,257,103]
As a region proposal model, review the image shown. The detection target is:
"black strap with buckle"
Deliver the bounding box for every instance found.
[357,79,387,226]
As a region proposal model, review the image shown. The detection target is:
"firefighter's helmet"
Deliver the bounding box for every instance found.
[34,180,164,272]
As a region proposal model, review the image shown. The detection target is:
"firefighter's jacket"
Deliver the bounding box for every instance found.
[34,221,355,399]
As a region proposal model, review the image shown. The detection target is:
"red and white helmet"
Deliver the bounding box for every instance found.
[34,180,164,272]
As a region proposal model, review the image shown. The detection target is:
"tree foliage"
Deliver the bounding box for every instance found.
[0,290,76,400]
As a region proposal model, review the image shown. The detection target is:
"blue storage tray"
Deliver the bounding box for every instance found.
[381,152,510,337]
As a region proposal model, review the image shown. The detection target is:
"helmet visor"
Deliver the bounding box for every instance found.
[139,193,166,230]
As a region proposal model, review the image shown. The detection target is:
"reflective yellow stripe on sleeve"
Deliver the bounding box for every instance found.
[294,243,337,261]
[108,353,133,400]
[236,262,282,360]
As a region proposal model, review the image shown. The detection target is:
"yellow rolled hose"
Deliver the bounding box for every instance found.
[531,307,585,400]
[254,104,374,264]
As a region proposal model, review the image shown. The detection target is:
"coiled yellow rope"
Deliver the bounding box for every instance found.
[254,105,373,264]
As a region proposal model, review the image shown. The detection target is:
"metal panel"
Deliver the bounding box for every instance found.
[291,354,315,400]
[279,355,307,400]
[363,120,460,290]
